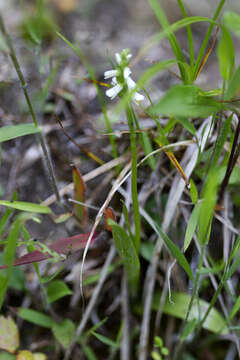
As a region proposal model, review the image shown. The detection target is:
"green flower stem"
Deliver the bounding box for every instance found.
[0,15,60,203]
[126,103,141,252]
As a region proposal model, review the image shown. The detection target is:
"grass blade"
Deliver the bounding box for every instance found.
[0,200,51,214]
[109,219,140,291]
[153,219,194,281]
[0,124,41,143]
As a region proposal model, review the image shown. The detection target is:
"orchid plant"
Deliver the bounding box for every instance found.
[103,48,145,254]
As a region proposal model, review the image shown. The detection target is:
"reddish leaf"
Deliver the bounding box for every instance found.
[73,167,88,227]
[0,232,95,269]
[104,207,116,232]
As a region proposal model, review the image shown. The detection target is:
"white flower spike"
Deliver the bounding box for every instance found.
[104,48,144,104]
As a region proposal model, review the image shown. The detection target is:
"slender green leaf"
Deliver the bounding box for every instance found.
[229,234,240,262]
[84,318,109,339]
[83,263,120,286]
[153,220,194,281]
[226,255,240,280]
[189,179,198,205]
[109,220,140,289]
[17,308,53,328]
[91,331,118,348]
[46,280,72,303]
[184,203,200,252]
[217,26,235,80]
[198,169,219,245]
[228,296,240,322]
[0,200,51,214]
[149,0,186,82]
[81,344,98,360]
[0,124,41,143]
[210,114,232,168]
[180,318,197,341]
[121,201,135,244]
[40,265,65,284]
[193,0,227,80]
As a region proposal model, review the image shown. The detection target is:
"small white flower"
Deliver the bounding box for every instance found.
[125,75,144,103]
[111,77,118,85]
[123,67,131,79]
[104,69,118,79]
[115,53,121,64]
[125,76,136,90]
[106,83,123,100]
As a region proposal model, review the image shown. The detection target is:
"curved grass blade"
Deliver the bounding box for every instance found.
[152,219,194,281]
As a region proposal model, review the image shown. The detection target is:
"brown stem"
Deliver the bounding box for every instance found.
[218,114,240,206]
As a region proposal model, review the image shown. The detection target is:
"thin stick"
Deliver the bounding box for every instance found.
[54,114,104,165]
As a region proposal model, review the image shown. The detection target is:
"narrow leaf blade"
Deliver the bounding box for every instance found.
[0,124,41,143]
[109,220,140,290]
[16,308,53,328]
[0,200,51,214]
[154,221,194,281]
